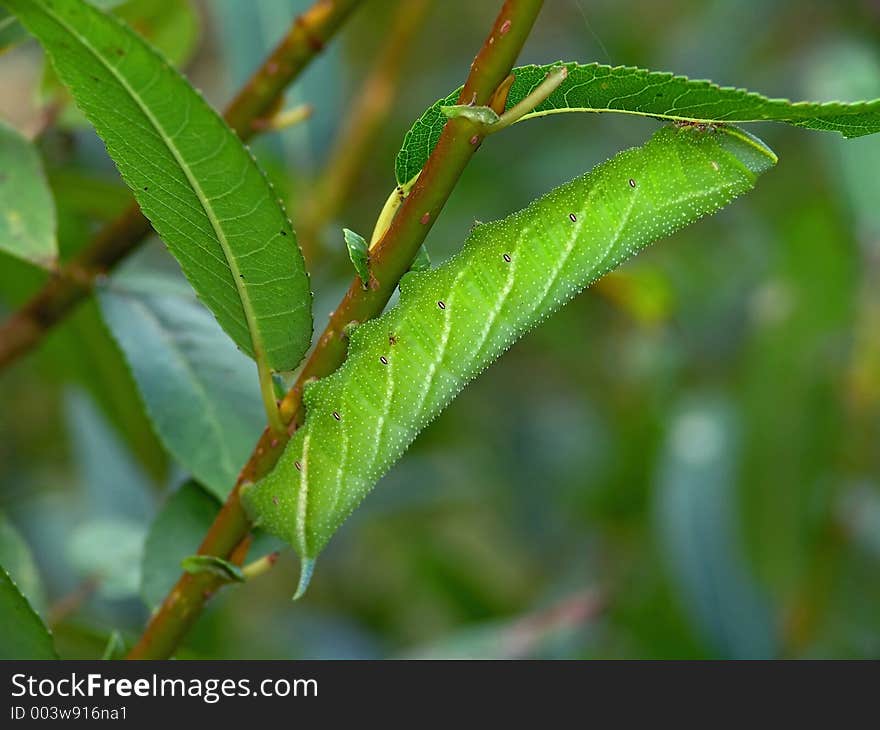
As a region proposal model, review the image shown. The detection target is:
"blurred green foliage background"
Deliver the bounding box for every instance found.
[1,0,879,659]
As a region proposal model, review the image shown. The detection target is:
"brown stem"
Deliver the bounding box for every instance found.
[0,0,363,372]
[126,0,545,660]
[296,0,431,258]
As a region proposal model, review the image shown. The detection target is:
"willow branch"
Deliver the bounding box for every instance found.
[0,0,363,371]
[126,0,545,660]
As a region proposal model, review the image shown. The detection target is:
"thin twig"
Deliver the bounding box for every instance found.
[0,0,363,371]
[126,0,546,660]
[257,358,284,437]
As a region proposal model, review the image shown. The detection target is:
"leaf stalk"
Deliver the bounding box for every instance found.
[257,358,285,437]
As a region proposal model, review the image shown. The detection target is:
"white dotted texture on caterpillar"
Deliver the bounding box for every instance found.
[241,124,776,592]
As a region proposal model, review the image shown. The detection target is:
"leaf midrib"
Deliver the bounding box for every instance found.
[514,106,867,132]
[43,4,267,362]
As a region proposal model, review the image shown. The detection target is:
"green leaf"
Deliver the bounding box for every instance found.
[0,512,46,615]
[655,398,776,659]
[0,119,57,268]
[0,565,56,659]
[5,0,313,371]
[243,124,777,584]
[141,481,219,610]
[343,228,370,287]
[97,262,266,499]
[396,61,880,184]
[181,554,245,583]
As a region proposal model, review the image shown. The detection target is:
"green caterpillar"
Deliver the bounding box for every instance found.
[242,124,776,594]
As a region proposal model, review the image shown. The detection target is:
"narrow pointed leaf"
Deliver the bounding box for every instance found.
[396,61,880,184]
[0,120,57,268]
[0,565,56,659]
[5,0,313,370]
[97,262,266,500]
[243,125,777,581]
[0,512,46,615]
[655,398,776,659]
[343,228,369,287]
